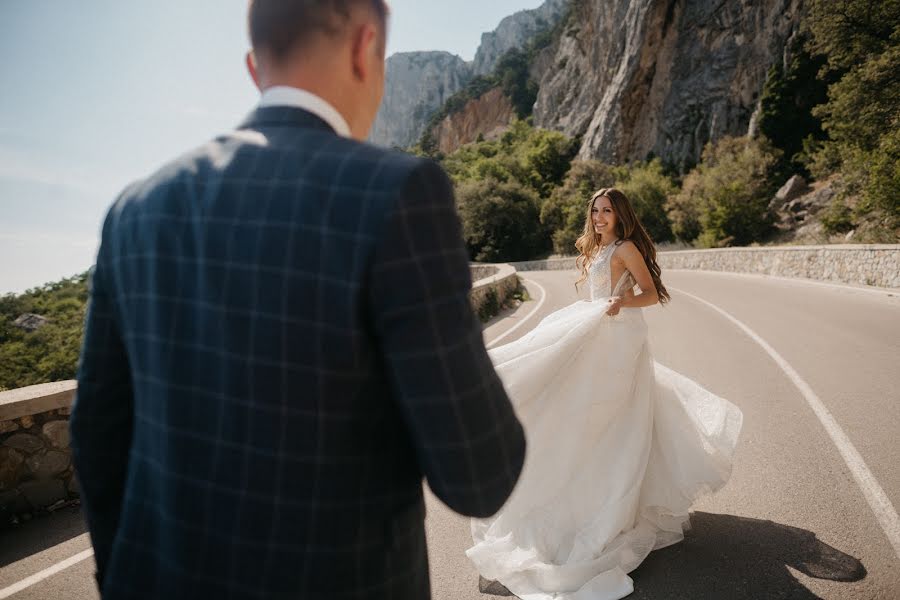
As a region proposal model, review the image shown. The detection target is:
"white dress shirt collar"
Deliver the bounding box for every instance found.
[258,86,351,138]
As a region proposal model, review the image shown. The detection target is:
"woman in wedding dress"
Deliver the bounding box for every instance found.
[467,188,743,600]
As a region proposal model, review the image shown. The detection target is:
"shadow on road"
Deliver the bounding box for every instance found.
[629,511,866,599]
[0,506,88,568]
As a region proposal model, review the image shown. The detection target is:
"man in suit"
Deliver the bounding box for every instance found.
[70,1,526,598]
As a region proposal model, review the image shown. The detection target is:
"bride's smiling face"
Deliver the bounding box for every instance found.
[591,195,618,236]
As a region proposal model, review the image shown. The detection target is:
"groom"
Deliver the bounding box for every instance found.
[70,1,526,598]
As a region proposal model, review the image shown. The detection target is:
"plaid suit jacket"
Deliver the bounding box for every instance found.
[71,106,526,599]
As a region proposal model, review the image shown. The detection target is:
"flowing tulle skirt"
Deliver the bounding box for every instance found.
[467,298,743,600]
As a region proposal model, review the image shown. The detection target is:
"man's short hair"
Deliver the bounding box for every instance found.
[249,0,388,62]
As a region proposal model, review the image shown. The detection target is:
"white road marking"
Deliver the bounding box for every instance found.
[673,286,900,561]
[486,278,547,349]
[0,549,93,599]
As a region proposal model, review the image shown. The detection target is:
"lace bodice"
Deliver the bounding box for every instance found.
[587,242,635,301]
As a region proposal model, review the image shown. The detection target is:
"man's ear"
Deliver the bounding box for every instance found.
[350,23,378,81]
[246,51,262,90]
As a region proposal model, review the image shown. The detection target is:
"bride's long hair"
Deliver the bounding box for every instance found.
[574,188,671,304]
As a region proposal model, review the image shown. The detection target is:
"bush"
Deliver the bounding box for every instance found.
[457,178,549,262]
[666,136,781,247]
[615,159,677,243]
[820,198,855,234]
[443,120,577,197]
[0,273,89,390]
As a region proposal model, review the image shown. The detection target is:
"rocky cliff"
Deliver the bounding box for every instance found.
[471,0,571,76]
[374,0,803,168]
[370,0,570,149]
[369,52,472,149]
[533,0,803,170]
[432,88,516,154]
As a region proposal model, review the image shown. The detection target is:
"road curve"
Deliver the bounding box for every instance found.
[427,269,900,600]
[2,269,899,599]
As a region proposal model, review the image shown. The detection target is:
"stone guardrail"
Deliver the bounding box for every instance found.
[1,381,78,522]
[511,245,900,290]
[469,263,520,320]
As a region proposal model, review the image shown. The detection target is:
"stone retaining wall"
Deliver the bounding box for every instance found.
[658,245,899,288]
[511,245,900,289]
[470,263,519,320]
[0,382,78,523]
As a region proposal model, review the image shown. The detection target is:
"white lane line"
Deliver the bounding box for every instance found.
[486,278,547,349]
[673,286,900,560]
[0,549,93,599]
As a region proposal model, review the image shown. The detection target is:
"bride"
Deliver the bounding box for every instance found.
[467,188,743,600]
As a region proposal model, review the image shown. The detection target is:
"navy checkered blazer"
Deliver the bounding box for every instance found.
[71,106,526,599]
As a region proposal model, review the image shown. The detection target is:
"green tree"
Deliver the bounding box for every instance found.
[495,49,540,119]
[802,0,900,231]
[443,120,576,198]
[457,178,548,262]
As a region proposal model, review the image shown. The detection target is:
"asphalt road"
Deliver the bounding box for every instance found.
[2,269,899,599]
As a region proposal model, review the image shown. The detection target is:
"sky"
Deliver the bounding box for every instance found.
[0,0,546,295]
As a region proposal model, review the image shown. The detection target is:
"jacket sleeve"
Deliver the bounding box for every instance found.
[70,205,134,587]
[368,159,526,518]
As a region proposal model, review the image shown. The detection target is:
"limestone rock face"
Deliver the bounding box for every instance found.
[13,313,49,332]
[370,0,570,150]
[775,175,809,203]
[433,88,516,155]
[472,0,571,76]
[369,52,473,149]
[533,0,803,170]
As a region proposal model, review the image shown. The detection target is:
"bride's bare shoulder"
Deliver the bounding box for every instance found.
[612,240,640,259]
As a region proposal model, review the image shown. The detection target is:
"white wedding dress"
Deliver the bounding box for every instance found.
[467,243,743,600]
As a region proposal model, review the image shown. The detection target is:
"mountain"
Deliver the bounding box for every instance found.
[369,0,570,149]
[368,52,473,149]
[471,0,571,76]
[373,0,803,171]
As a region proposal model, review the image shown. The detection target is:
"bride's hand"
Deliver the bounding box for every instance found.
[606,296,624,316]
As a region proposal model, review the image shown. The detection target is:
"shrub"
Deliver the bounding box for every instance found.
[457,178,548,262]
[666,136,781,247]
[615,159,676,243]
[0,273,89,390]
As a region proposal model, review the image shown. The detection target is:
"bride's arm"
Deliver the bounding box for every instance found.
[609,241,659,313]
